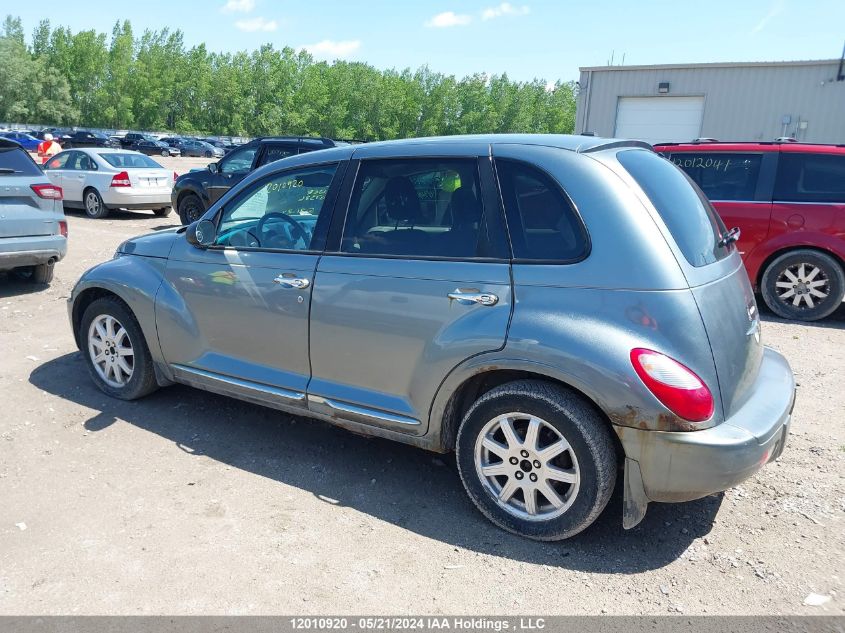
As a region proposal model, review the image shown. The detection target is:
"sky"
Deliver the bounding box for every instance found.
[5,0,845,82]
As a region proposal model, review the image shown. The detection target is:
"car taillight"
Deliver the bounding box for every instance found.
[630,348,714,422]
[30,183,63,200]
[173,171,179,182]
[58,220,68,237]
[110,171,131,187]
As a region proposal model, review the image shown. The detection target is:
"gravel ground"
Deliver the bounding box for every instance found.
[0,209,843,615]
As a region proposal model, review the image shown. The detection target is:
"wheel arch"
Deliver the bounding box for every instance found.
[431,359,623,463]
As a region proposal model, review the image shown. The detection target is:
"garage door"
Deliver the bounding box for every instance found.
[615,96,704,144]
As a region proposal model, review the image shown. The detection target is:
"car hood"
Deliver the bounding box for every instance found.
[117,229,181,258]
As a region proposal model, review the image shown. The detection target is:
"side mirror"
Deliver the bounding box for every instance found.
[207,162,219,174]
[186,219,216,248]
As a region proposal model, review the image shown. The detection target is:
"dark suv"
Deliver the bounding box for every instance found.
[64,130,119,149]
[171,136,342,224]
[653,141,845,321]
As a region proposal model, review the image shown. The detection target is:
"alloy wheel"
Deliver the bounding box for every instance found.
[474,413,580,521]
[87,314,134,388]
[775,263,830,310]
[85,191,101,216]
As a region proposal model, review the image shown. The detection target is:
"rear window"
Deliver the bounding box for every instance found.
[618,149,730,267]
[0,145,42,176]
[774,153,845,203]
[99,153,161,169]
[669,152,762,201]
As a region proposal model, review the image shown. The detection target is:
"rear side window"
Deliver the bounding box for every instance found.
[774,154,845,203]
[669,152,762,201]
[0,145,42,176]
[260,144,297,166]
[495,159,587,262]
[619,149,730,267]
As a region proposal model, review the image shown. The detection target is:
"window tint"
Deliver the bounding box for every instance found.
[0,145,41,175]
[774,153,845,203]
[260,144,297,167]
[99,153,161,169]
[220,145,257,174]
[215,164,337,251]
[44,153,70,170]
[495,159,587,262]
[341,159,488,258]
[670,153,762,201]
[619,149,730,267]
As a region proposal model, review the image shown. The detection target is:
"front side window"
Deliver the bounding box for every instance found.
[44,153,70,170]
[669,152,762,201]
[220,145,257,174]
[341,158,488,258]
[619,149,730,267]
[774,153,845,203]
[215,163,338,251]
[495,159,588,262]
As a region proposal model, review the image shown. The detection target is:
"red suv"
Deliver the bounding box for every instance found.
[653,141,845,321]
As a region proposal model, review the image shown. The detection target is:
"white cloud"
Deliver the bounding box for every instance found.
[234,16,278,32]
[751,0,785,34]
[221,0,255,13]
[300,39,362,60]
[481,2,530,20]
[425,11,473,27]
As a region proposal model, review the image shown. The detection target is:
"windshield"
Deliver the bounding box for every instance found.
[98,153,162,169]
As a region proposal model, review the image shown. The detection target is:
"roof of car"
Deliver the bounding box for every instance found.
[653,141,845,155]
[348,134,651,153]
[0,137,24,149]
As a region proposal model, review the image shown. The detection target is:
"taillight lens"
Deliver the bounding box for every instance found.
[31,183,63,200]
[110,171,131,187]
[58,220,68,237]
[630,348,714,422]
[173,171,179,183]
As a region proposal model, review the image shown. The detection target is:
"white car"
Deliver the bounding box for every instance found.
[43,148,175,219]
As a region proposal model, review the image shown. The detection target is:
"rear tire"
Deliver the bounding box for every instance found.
[177,193,204,225]
[153,207,172,217]
[83,187,109,219]
[12,262,54,284]
[79,297,158,400]
[761,249,844,321]
[456,380,617,541]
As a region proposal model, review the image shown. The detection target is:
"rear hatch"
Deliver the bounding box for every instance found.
[617,149,763,419]
[0,141,61,238]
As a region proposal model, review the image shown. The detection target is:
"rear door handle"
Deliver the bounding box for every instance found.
[448,290,499,306]
[274,275,310,289]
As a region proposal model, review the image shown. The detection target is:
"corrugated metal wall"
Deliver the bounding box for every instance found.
[576,61,845,143]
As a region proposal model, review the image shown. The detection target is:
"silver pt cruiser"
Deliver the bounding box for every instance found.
[68,135,795,540]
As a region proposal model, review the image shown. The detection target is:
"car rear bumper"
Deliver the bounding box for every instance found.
[0,234,67,270]
[101,189,172,209]
[615,346,794,504]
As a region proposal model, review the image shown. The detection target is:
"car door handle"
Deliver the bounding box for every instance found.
[448,290,499,306]
[273,275,310,289]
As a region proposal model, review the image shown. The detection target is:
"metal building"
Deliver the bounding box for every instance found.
[575,59,845,144]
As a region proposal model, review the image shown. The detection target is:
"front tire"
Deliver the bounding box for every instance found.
[761,249,844,321]
[80,297,158,400]
[204,150,213,158]
[456,380,617,541]
[161,149,169,157]
[177,193,204,225]
[83,188,109,219]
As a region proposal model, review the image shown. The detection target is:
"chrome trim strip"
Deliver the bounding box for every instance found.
[772,200,845,206]
[309,394,421,427]
[171,364,306,402]
[708,200,770,204]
